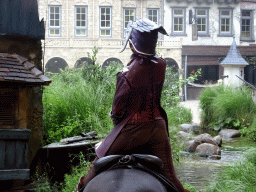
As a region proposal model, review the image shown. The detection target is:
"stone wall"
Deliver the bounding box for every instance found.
[38,0,184,71]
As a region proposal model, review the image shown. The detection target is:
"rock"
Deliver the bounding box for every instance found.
[180,124,194,133]
[213,135,222,147]
[209,155,221,160]
[177,131,191,139]
[184,140,197,152]
[180,124,201,134]
[194,133,217,146]
[195,143,221,157]
[219,129,241,138]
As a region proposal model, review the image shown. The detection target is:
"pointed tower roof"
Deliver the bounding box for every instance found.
[220,37,249,66]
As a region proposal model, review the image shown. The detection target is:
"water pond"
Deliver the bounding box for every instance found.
[176,136,256,192]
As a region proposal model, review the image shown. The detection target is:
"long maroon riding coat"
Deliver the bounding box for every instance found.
[96,54,169,158]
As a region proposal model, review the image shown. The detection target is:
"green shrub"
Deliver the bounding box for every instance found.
[166,106,192,127]
[162,67,201,107]
[43,63,122,144]
[199,86,224,126]
[61,155,91,192]
[240,116,256,142]
[199,85,256,131]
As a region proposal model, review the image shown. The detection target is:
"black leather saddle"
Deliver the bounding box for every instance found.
[94,154,163,174]
[93,154,178,192]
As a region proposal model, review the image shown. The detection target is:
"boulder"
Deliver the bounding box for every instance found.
[177,131,191,139]
[213,135,222,147]
[219,129,241,138]
[184,140,201,152]
[180,124,193,133]
[195,143,221,157]
[180,124,201,134]
[194,133,217,146]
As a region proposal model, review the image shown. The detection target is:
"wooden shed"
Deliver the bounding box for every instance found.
[0,53,50,189]
[0,0,48,190]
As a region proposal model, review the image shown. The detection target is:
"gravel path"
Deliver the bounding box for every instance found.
[179,100,201,125]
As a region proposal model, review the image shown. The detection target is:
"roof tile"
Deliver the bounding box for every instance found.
[31,67,42,77]
[0,68,10,72]
[0,53,51,85]
[0,72,7,76]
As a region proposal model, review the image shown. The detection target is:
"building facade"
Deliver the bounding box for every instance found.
[38,0,256,99]
[164,0,256,99]
[38,0,182,73]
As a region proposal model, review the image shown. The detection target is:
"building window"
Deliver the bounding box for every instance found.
[219,9,233,36]
[172,8,186,35]
[75,6,87,37]
[187,65,219,84]
[147,9,159,24]
[241,10,254,41]
[49,5,61,36]
[123,8,135,37]
[195,8,209,36]
[100,7,112,37]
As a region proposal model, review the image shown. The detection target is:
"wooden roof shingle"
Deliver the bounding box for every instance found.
[0,53,51,85]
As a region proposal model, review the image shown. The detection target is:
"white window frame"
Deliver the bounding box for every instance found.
[99,6,112,37]
[123,8,136,38]
[219,8,233,36]
[49,5,61,36]
[75,6,88,37]
[172,7,186,35]
[195,8,209,36]
[241,9,254,41]
[147,8,159,25]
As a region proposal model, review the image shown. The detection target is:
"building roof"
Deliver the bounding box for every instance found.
[0,0,45,40]
[182,44,256,56]
[220,38,249,66]
[0,53,51,85]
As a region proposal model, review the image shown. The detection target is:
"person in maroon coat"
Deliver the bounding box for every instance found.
[77,18,187,192]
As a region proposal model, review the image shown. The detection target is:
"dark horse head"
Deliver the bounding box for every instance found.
[82,154,178,192]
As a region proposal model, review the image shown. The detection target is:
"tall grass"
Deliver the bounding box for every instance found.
[206,148,256,192]
[43,63,196,144]
[43,63,122,144]
[199,85,256,131]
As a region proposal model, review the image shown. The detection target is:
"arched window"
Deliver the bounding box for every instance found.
[164,58,179,73]
[75,57,92,68]
[102,58,123,69]
[45,57,68,73]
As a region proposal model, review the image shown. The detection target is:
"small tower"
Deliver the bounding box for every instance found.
[220,37,249,86]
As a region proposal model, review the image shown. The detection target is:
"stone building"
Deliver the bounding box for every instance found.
[38,0,256,99]
[164,0,256,99]
[38,0,182,73]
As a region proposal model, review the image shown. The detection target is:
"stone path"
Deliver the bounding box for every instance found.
[179,100,201,125]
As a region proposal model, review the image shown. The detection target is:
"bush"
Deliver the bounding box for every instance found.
[240,116,256,142]
[199,85,256,131]
[166,106,192,127]
[162,67,201,107]
[43,63,122,144]
[199,86,224,126]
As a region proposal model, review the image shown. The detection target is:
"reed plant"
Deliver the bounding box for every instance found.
[206,148,256,192]
[43,62,122,144]
[199,85,256,131]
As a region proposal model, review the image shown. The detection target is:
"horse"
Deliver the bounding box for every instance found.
[81,154,178,192]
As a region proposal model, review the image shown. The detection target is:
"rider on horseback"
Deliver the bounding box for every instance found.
[77,18,189,192]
